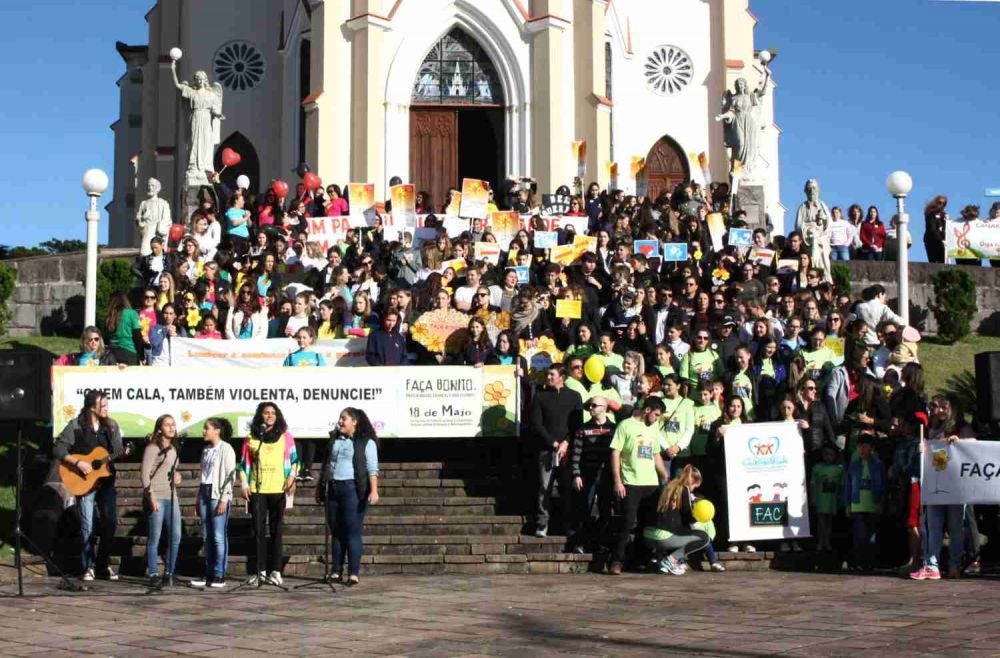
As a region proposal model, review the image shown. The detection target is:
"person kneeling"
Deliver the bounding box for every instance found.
[642,465,710,575]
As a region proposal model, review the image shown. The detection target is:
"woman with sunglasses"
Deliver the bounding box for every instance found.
[70,326,119,366]
[227,283,268,340]
[796,378,837,467]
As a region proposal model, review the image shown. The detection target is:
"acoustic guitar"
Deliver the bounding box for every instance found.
[59,444,132,497]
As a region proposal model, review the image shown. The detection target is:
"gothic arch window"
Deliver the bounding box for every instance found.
[412,28,504,105]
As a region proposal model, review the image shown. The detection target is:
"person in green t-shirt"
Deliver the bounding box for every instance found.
[844,435,883,570]
[726,346,757,421]
[810,446,843,551]
[654,343,677,379]
[801,327,835,387]
[678,329,722,399]
[565,355,624,423]
[598,332,625,377]
[686,381,722,466]
[106,292,143,365]
[608,398,669,574]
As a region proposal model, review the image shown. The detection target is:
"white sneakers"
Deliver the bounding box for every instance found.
[82,568,95,582]
[267,571,284,586]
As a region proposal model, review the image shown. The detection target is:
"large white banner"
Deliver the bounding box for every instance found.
[921,439,1000,505]
[946,219,1000,260]
[171,337,368,368]
[52,366,519,439]
[724,422,811,541]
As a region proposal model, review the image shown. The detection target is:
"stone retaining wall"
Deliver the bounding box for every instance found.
[5,248,138,337]
[4,251,999,336]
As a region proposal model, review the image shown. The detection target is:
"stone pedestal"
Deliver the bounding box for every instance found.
[180,184,204,231]
[736,183,769,233]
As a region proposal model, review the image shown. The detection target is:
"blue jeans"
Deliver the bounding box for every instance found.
[830,245,851,261]
[197,484,230,581]
[859,249,883,261]
[325,480,368,578]
[144,496,181,577]
[923,504,965,571]
[77,479,117,572]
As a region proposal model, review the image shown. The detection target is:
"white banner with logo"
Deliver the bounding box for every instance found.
[921,440,1000,505]
[52,366,519,439]
[724,422,811,541]
[170,337,368,368]
[945,219,1000,260]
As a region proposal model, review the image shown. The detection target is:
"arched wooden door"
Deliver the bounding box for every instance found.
[214,132,260,194]
[644,135,690,202]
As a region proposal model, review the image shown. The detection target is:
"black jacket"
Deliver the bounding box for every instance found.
[798,400,837,453]
[571,418,616,477]
[530,386,583,451]
[652,486,696,536]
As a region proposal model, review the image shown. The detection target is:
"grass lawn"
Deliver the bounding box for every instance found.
[921,333,1000,397]
[0,335,78,355]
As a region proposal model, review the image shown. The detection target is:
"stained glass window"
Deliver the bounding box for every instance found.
[412,29,504,105]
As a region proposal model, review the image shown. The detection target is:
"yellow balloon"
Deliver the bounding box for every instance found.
[693,499,715,523]
[583,355,606,383]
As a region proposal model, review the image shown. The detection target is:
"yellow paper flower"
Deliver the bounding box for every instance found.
[932,449,949,472]
[694,249,703,260]
[186,308,202,329]
[484,382,511,406]
[711,268,730,281]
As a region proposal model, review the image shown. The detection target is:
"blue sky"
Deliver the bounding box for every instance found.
[1,0,998,262]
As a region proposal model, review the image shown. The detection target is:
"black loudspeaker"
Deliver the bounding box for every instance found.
[974,352,1000,425]
[0,350,53,421]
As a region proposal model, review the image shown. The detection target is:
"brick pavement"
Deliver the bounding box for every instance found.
[1,570,999,657]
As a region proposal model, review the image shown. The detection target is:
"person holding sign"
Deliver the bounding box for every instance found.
[608,397,670,575]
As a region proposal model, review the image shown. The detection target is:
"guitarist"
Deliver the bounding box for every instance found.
[52,390,125,582]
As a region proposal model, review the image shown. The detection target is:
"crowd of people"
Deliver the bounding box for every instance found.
[58,173,988,580]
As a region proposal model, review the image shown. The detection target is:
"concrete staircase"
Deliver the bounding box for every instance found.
[83,460,592,577]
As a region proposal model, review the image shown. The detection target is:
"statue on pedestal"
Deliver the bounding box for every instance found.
[135,178,172,256]
[715,58,771,179]
[795,179,833,283]
[170,53,224,187]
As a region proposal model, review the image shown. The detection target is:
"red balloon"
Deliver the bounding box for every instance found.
[168,223,186,247]
[271,180,289,198]
[303,172,321,191]
[221,147,241,168]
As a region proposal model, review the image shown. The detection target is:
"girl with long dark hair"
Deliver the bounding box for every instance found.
[239,402,299,586]
[105,292,143,365]
[316,407,380,586]
[190,418,237,589]
[140,414,182,587]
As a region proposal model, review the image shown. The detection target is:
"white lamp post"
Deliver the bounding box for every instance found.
[886,171,913,326]
[81,169,109,327]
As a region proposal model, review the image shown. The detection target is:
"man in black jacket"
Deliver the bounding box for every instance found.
[569,396,616,552]
[641,284,686,346]
[530,365,583,537]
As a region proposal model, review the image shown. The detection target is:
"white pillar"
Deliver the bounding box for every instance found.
[896,197,909,326]
[84,196,100,328]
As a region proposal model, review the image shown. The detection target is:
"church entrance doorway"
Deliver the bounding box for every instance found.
[643,134,690,203]
[409,28,505,211]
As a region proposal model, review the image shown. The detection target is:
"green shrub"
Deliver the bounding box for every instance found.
[930,269,977,343]
[830,263,851,298]
[940,370,978,421]
[96,259,135,329]
[0,261,14,335]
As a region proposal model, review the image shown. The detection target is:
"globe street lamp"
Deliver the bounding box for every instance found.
[886,171,913,326]
[81,169,109,327]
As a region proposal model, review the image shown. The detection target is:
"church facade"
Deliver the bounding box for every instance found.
[107,0,783,247]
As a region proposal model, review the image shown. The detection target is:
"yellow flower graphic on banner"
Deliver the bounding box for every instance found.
[63,405,76,419]
[932,449,949,472]
[484,382,511,406]
[181,411,192,423]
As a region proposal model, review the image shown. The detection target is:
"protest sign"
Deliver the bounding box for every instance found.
[441,258,468,276]
[574,235,597,253]
[662,243,689,262]
[305,216,352,252]
[633,240,660,258]
[750,247,776,266]
[459,179,489,219]
[724,422,811,541]
[474,242,501,266]
[348,183,377,227]
[445,192,462,217]
[489,211,520,247]
[824,337,845,365]
[171,337,367,368]
[776,258,799,273]
[413,227,439,249]
[442,215,469,238]
[52,365,518,439]
[514,266,530,285]
[945,220,1000,259]
[534,231,558,249]
[706,213,727,251]
[921,440,1000,505]
[550,243,581,266]
[555,299,582,320]
[729,228,752,247]
[542,194,571,216]
[390,184,417,227]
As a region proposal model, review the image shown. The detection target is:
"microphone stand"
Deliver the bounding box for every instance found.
[165,434,184,588]
[295,437,336,591]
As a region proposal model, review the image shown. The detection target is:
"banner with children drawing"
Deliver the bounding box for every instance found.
[921,439,1000,505]
[724,422,811,541]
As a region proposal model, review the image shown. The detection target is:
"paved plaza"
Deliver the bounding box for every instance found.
[2,569,999,657]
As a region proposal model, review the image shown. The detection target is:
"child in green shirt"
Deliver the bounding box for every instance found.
[810,446,843,551]
[687,382,722,462]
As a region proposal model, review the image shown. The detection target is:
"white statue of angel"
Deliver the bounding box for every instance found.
[714,68,770,177]
[171,61,224,185]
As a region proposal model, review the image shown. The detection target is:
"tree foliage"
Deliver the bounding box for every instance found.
[0,261,15,335]
[930,269,977,344]
[96,259,135,330]
[0,238,90,260]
